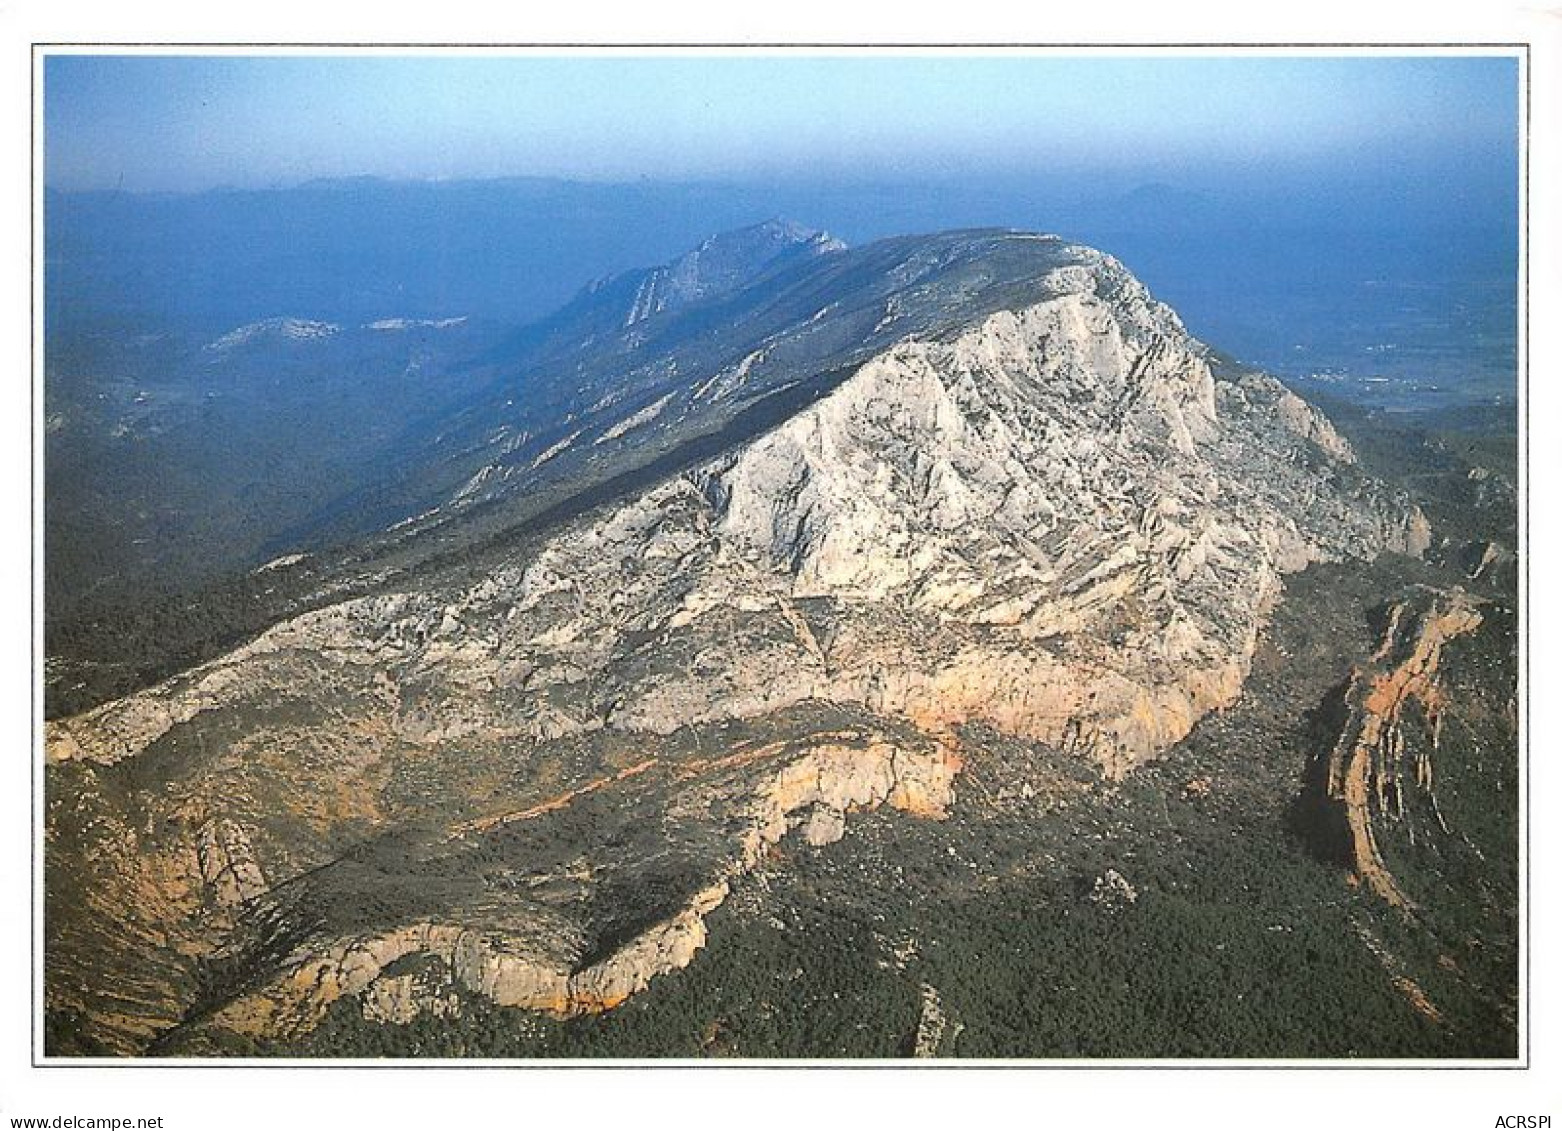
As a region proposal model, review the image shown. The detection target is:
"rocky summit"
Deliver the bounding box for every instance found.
[47,226,1509,1059]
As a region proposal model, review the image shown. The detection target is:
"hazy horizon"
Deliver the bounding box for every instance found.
[45,53,1519,205]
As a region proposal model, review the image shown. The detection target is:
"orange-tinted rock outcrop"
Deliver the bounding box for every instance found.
[1315,588,1485,910]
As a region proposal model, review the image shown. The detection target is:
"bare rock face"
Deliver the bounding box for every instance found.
[44,234,1425,1053]
[195,819,269,909]
[621,219,847,326]
[1088,869,1140,910]
[689,287,1417,772]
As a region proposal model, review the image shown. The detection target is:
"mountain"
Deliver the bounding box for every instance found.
[42,225,1516,1058]
[43,176,1518,703]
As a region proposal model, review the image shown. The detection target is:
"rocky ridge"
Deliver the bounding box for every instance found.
[1308,587,1486,911]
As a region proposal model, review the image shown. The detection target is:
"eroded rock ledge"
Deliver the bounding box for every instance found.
[200,730,959,1040]
[1306,587,1485,910]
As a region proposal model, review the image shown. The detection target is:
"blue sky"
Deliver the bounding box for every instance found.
[44,52,1519,193]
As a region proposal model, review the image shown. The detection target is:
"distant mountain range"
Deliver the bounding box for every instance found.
[45,174,1517,348]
